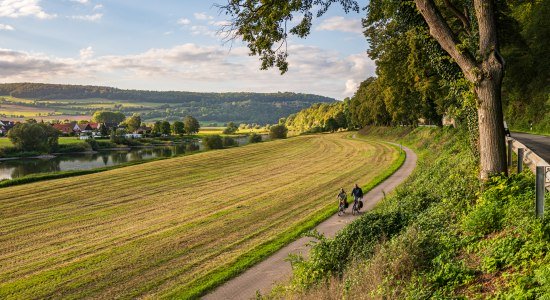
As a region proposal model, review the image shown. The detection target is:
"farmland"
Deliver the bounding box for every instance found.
[0,133,399,299]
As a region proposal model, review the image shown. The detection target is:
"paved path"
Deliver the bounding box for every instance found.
[204,142,417,300]
[512,132,550,163]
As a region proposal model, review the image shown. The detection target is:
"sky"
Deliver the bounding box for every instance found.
[0,0,375,99]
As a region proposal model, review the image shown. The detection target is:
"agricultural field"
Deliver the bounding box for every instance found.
[0,133,399,299]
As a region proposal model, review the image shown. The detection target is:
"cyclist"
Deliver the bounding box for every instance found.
[351,184,363,213]
[337,188,347,215]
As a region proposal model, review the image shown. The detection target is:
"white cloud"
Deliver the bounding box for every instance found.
[316,16,363,34]
[70,0,89,4]
[93,4,103,10]
[177,18,190,25]
[193,12,213,21]
[0,0,56,19]
[79,46,94,59]
[0,44,375,98]
[70,13,102,21]
[0,23,14,31]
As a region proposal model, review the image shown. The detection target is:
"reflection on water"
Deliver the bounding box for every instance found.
[0,135,264,181]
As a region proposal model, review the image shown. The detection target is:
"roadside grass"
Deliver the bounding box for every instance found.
[269,126,550,299]
[0,132,400,299]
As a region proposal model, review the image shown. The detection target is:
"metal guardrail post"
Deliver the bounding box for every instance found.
[518,148,524,173]
[536,166,546,218]
[508,139,513,167]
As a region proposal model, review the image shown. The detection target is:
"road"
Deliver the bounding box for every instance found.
[511,132,550,163]
[203,143,417,299]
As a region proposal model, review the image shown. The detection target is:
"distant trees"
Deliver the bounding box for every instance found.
[160,121,171,136]
[0,83,335,124]
[223,122,239,134]
[124,114,141,132]
[285,101,349,133]
[92,111,126,124]
[152,121,162,136]
[8,122,59,152]
[172,121,185,135]
[183,116,200,134]
[269,125,288,139]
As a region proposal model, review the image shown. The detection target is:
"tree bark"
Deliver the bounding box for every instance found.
[473,0,507,179]
[414,0,508,179]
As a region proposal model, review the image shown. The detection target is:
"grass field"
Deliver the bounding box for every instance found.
[0,133,399,299]
[0,137,86,148]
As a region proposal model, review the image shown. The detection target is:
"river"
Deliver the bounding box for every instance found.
[0,135,263,181]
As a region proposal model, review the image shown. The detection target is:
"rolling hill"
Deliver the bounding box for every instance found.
[0,83,335,124]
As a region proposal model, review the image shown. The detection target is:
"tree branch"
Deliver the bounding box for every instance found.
[414,0,479,82]
[443,0,471,33]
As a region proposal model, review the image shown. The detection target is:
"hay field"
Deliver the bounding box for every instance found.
[0,133,398,299]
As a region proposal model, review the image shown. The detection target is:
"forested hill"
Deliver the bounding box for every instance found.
[0,83,335,124]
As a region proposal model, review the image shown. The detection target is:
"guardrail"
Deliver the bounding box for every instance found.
[507,138,550,218]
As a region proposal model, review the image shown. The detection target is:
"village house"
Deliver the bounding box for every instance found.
[52,123,75,135]
[0,120,15,136]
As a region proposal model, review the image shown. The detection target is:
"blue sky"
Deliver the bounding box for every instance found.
[0,0,374,99]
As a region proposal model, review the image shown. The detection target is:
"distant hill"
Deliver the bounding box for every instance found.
[0,83,335,124]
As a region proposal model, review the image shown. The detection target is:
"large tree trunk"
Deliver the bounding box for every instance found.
[475,58,507,180]
[415,0,508,179]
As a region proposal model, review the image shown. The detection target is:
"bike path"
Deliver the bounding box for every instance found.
[204,142,417,300]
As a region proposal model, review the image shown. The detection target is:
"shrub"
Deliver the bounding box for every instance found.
[248,133,262,143]
[269,124,288,139]
[7,122,59,152]
[202,135,223,149]
[56,142,91,153]
[222,136,237,147]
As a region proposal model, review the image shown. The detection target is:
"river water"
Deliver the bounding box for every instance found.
[0,136,262,181]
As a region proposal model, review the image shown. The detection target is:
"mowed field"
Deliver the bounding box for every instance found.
[0,133,398,299]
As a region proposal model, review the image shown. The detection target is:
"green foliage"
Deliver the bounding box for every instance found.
[286,101,349,133]
[171,121,185,135]
[92,111,126,124]
[222,136,237,147]
[202,135,223,150]
[183,115,200,134]
[124,114,141,132]
[223,122,238,134]
[269,124,288,139]
[7,122,59,152]
[160,121,171,136]
[221,0,359,74]
[248,133,262,143]
[56,142,91,153]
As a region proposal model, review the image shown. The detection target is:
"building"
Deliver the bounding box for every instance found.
[52,123,75,135]
[73,123,93,134]
[0,120,15,135]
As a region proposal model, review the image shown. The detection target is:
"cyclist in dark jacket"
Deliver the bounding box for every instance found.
[351,184,363,211]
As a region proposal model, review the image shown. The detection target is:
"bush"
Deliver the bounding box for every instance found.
[7,122,59,152]
[202,135,223,149]
[86,139,99,151]
[248,133,262,143]
[56,142,92,153]
[222,136,237,147]
[269,124,288,139]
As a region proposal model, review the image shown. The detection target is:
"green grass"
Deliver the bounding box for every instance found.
[0,132,402,299]
[0,137,86,148]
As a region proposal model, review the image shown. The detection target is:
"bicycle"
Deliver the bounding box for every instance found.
[338,202,346,216]
[352,198,363,215]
